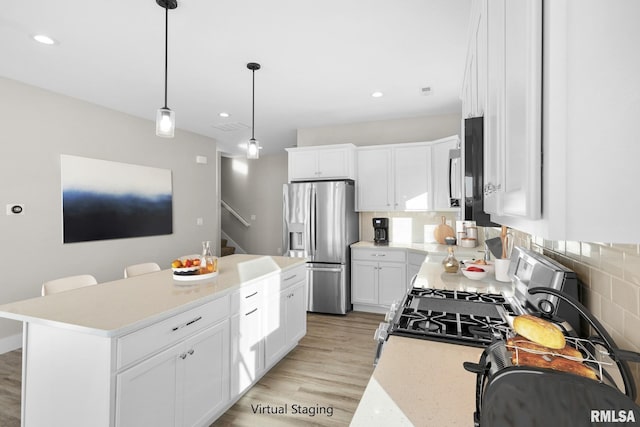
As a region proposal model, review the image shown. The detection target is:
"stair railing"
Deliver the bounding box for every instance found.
[221,200,250,227]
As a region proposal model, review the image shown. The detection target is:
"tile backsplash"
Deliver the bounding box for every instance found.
[359,211,459,243]
[508,228,640,400]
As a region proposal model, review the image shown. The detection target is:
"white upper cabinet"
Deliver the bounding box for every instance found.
[476,0,640,243]
[356,138,460,212]
[484,0,542,220]
[461,0,487,119]
[286,144,355,182]
[357,144,431,211]
[356,147,394,211]
[394,144,431,211]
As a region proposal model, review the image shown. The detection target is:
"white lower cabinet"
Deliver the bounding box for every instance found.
[351,248,407,312]
[116,319,230,427]
[230,283,265,396]
[265,281,306,367]
[265,265,307,368]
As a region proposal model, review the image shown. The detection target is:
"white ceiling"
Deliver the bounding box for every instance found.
[0,0,471,156]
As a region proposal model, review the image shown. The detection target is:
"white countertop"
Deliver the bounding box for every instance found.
[413,259,515,296]
[0,254,305,337]
[351,336,483,427]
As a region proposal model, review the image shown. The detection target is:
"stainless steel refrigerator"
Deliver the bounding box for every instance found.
[283,180,359,314]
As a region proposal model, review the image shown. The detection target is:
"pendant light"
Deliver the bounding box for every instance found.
[155,0,178,138]
[247,62,261,159]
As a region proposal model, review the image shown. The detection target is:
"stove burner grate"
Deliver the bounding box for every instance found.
[390,288,513,347]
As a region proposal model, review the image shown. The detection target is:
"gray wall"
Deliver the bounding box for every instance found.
[297,113,462,147]
[220,153,287,256]
[0,77,219,343]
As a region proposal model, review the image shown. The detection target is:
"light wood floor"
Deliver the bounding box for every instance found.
[211,311,383,426]
[0,311,383,427]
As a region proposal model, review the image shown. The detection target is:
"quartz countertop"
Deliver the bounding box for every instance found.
[0,254,304,337]
[351,336,483,426]
[413,258,515,296]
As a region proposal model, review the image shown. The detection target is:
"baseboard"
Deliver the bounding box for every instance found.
[0,333,22,354]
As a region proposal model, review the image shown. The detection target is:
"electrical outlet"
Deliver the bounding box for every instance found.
[250,214,256,221]
[196,217,203,226]
[6,204,25,215]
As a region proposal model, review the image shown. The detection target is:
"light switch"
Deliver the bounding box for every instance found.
[196,217,204,226]
[196,155,208,164]
[250,214,256,220]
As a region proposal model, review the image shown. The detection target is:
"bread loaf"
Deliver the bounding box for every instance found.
[510,350,598,380]
[507,335,583,360]
[513,314,566,349]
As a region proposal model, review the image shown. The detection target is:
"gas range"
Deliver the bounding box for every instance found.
[374,247,582,365]
[389,288,519,347]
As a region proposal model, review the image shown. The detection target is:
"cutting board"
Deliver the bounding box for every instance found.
[433,216,455,244]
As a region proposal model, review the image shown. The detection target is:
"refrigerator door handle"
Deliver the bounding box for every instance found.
[310,185,317,257]
[307,266,343,273]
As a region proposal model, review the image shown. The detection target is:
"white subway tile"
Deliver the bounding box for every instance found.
[612,277,639,316]
[590,269,612,299]
[566,241,581,260]
[580,242,601,268]
[624,251,640,287]
[600,298,624,334]
[623,313,640,350]
[600,245,625,279]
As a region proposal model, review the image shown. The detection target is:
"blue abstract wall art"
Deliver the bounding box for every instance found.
[61,155,173,243]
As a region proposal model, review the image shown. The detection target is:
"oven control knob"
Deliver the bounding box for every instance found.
[374,322,389,342]
[385,303,398,322]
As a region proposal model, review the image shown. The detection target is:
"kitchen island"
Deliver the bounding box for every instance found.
[351,260,514,426]
[0,254,307,427]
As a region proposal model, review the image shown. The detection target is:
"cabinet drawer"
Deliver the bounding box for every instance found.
[230,281,263,312]
[351,248,406,263]
[117,295,229,369]
[280,264,306,289]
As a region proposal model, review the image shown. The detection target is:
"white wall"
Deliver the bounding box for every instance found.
[220,153,288,256]
[0,77,219,343]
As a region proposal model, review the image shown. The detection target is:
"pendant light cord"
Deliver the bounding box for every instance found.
[251,69,255,140]
[163,6,169,109]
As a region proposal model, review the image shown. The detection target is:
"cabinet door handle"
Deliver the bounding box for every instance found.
[283,275,296,281]
[179,352,187,360]
[187,349,195,356]
[245,291,258,299]
[245,308,258,316]
[171,316,202,332]
[371,253,386,257]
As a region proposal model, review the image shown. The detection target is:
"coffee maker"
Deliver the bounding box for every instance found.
[373,217,389,245]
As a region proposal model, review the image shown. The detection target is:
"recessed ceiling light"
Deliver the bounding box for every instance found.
[371,91,384,98]
[219,112,230,118]
[32,34,57,45]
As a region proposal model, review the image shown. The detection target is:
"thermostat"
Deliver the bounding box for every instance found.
[6,204,25,215]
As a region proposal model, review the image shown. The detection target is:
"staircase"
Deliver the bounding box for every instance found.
[221,239,236,257]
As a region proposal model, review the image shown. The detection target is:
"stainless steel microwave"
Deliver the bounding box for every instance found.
[464,117,499,227]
